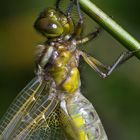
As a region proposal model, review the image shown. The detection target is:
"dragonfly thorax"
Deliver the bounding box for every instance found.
[37,40,80,94]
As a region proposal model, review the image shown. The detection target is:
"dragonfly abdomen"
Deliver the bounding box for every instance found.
[65,91,108,140]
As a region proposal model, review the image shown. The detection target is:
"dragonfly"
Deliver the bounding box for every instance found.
[0,0,138,140]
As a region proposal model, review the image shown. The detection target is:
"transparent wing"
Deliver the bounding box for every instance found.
[0,76,47,140]
[10,98,80,140]
[0,76,76,140]
[24,101,67,140]
[26,101,82,140]
[10,97,62,140]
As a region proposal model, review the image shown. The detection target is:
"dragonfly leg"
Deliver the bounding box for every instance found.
[71,0,84,38]
[65,0,75,35]
[105,50,139,76]
[80,49,139,78]
[67,0,75,16]
[76,27,102,45]
[80,51,109,78]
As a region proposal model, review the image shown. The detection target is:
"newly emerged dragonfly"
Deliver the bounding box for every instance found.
[0,0,138,140]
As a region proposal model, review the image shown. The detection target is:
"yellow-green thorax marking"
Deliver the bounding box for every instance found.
[49,43,80,93]
[38,42,80,94]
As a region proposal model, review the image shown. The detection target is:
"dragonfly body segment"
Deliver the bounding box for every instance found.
[63,90,108,140]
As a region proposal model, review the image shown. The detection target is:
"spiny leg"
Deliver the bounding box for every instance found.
[72,0,101,40]
[66,0,75,34]
[71,0,84,38]
[67,0,75,16]
[80,51,109,78]
[106,50,138,76]
[80,49,140,78]
[76,27,102,45]
[76,0,83,20]
[56,0,75,15]
[56,0,74,34]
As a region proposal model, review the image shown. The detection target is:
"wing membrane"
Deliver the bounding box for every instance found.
[11,97,60,140]
[0,76,46,140]
[29,104,67,140]
[0,77,93,140]
[21,100,77,140]
[0,76,70,140]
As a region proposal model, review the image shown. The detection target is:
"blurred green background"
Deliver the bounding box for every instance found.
[0,0,140,140]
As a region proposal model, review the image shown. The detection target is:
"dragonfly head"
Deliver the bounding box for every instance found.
[34,8,74,39]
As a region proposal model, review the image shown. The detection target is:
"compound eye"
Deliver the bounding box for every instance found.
[34,18,64,38]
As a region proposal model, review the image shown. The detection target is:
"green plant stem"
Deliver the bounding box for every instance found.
[79,0,140,59]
